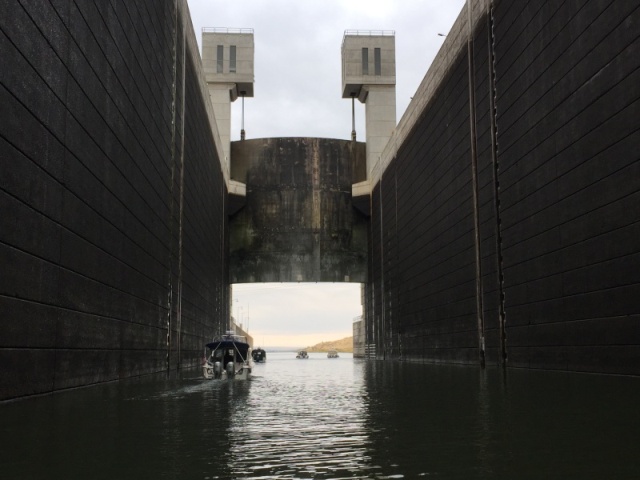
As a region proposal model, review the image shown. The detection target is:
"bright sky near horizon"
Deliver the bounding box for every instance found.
[186,0,467,347]
[232,283,363,349]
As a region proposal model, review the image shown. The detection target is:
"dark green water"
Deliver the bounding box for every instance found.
[1,352,639,479]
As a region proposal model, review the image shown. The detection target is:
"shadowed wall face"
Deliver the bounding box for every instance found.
[365,0,640,374]
[0,0,229,401]
[229,138,368,283]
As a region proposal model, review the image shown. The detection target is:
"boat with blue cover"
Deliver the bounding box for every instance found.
[252,347,267,363]
[203,331,253,380]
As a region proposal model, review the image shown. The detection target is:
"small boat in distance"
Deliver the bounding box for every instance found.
[296,350,309,359]
[252,347,267,363]
[203,331,253,380]
[327,350,339,358]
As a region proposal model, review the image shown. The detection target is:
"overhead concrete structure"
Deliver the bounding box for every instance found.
[229,138,368,284]
[202,28,254,168]
[342,31,396,190]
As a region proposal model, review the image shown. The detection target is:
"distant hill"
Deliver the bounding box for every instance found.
[306,336,353,353]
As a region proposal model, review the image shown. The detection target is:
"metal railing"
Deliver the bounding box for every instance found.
[342,30,394,48]
[202,27,254,34]
[343,29,395,37]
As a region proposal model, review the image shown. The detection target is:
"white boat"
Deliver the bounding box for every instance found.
[296,350,309,359]
[327,350,339,358]
[203,331,254,380]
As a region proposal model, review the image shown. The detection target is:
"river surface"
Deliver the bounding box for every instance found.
[2,351,640,479]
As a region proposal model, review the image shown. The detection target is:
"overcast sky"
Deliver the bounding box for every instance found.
[186,0,466,348]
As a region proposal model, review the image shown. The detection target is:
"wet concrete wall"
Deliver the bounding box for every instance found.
[229,138,368,283]
[367,0,640,374]
[0,0,229,401]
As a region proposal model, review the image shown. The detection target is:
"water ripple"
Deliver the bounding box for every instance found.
[224,354,382,478]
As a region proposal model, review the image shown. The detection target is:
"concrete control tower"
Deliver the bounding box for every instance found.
[202,28,255,168]
[342,30,396,186]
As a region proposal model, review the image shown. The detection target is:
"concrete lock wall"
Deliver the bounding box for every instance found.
[365,0,640,374]
[229,138,368,283]
[0,0,229,401]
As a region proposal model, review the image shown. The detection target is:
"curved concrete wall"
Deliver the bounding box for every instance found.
[229,138,367,283]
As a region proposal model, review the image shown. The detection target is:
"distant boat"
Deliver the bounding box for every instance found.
[296,350,309,359]
[203,331,253,380]
[327,350,339,358]
[252,347,267,363]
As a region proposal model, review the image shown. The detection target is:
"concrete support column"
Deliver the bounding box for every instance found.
[207,83,235,168]
[363,85,396,180]
[341,31,396,188]
[202,28,254,179]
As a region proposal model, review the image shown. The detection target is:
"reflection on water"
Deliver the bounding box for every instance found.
[228,355,372,478]
[1,352,639,479]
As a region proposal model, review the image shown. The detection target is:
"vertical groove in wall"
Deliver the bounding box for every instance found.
[366,190,374,359]
[394,165,400,359]
[486,0,507,365]
[468,0,486,368]
[380,165,396,359]
[311,140,322,276]
[176,2,186,370]
[379,179,385,359]
[369,184,382,360]
[176,3,186,370]
[166,0,178,372]
[53,0,71,391]
[221,178,226,336]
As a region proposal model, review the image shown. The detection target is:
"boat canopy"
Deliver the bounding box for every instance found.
[206,331,251,360]
[206,339,250,350]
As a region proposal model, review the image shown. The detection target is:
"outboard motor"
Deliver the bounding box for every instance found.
[226,361,235,377]
[213,361,222,379]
